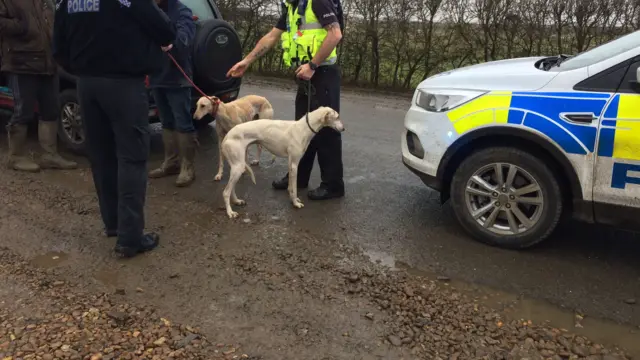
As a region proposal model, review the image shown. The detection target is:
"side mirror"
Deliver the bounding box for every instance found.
[636,67,640,84]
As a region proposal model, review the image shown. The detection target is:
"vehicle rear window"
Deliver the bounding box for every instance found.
[180,0,215,20]
[556,30,640,71]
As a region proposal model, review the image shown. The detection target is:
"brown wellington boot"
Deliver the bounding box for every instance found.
[38,121,78,170]
[175,132,197,187]
[6,123,40,172]
[149,129,180,178]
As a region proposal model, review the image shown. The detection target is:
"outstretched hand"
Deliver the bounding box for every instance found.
[227,60,249,78]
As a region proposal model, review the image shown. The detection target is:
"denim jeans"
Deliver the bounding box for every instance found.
[151,87,194,133]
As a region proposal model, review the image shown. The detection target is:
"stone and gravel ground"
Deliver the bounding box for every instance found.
[0,79,636,360]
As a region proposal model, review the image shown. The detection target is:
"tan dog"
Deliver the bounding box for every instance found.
[219,107,345,218]
[193,95,274,181]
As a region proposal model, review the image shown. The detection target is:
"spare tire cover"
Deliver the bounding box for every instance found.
[193,19,242,93]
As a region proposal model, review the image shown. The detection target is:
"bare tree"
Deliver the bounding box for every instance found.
[518,0,551,56]
[224,0,636,90]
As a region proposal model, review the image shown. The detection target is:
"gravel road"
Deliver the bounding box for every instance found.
[0,77,637,360]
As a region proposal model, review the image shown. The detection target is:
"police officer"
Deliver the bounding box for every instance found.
[53,0,176,257]
[227,0,345,200]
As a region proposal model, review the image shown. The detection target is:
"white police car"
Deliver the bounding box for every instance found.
[402,30,640,249]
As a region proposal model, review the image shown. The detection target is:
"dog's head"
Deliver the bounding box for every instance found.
[316,106,344,132]
[193,96,221,120]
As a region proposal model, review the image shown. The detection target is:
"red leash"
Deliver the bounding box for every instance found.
[166,52,220,116]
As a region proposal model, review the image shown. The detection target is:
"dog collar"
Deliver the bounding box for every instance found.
[305,113,318,134]
[208,98,220,117]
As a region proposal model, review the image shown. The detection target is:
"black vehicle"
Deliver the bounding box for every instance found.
[0,0,242,154]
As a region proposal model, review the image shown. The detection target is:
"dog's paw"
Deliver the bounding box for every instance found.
[293,199,304,209]
[227,211,239,219]
[233,199,246,206]
[250,159,260,166]
[214,174,223,181]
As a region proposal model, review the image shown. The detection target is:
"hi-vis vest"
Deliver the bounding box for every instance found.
[280,0,338,68]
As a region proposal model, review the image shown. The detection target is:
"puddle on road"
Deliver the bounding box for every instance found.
[188,210,218,230]
[31,252,68,268]
[364,249,397,269]
[94,269,119,288]
[363,249,640,356]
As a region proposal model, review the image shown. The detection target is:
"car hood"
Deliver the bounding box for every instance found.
[418,57,559,92]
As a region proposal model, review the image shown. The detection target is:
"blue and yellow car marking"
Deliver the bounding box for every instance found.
[597,94,640,161]
[447,91,640,159]
[611,162,640,189]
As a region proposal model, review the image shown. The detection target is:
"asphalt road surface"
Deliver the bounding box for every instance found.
[0,78,639,359]
[200,81,640,327]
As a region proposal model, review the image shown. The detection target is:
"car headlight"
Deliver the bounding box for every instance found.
[415,89,486,112]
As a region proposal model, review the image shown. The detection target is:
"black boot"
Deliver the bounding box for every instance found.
[114,233,160,258]
[272,173,308,190]
[308,183,344,200]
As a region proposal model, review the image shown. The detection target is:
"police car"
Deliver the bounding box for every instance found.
[402,30,640,249]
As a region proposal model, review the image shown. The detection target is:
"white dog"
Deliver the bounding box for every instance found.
[220,106,345,218]
[192,95,274,180]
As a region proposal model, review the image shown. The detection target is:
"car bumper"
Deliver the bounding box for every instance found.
[402,156,442,191]
[401,102,458,192]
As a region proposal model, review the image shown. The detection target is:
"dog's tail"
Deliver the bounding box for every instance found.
[244,163,256,185]
[259,99,274,120]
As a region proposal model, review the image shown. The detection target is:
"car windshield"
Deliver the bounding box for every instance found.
[180,0,215,20]
[553,30,640,71]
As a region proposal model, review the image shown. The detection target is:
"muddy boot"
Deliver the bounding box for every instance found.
[149,129,180,178]
[38,121,78,170]
[6,124,40,172]
[175,132,197,187]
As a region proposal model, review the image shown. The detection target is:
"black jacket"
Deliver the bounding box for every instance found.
[53,0,176,78]
[149,0,196,88]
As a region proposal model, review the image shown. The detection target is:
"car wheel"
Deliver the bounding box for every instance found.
[57,89,86,154]
[193,19,242,93]
[449,147,562,249]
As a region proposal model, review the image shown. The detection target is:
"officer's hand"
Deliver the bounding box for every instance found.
[227,60,248,78]
[295,63,315,81]
[161,44,173,52]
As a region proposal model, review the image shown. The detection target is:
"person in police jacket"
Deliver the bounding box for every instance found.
[53,0,176,258]
[227,0,345,201]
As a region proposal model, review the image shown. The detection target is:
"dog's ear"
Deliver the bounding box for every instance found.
[323,108,333,123]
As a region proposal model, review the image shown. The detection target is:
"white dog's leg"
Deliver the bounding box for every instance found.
[288,156,304,209]
[214,130,225,181]
[250,144,261,166]
[223,163,245,218]
[231,183,245,207]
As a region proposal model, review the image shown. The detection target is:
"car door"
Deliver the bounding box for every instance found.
[593,57,640,229]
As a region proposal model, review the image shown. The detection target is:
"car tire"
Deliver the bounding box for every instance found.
[57,89,86,155]
[449,147,563,249]
[192,19,242,93]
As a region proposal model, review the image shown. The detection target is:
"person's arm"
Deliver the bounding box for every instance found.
[0,0,27,36]
[52,0,69,70]
[243,27,284,66]
[310,0,342,66]
[173,4,196,53]
[227,5,285,77]
[310,22,341,66]
[125,0,176,47]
